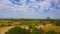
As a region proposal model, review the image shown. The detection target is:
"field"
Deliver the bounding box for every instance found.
[0,19,60,34]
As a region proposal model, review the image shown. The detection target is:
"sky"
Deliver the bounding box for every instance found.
[0,0,60,19]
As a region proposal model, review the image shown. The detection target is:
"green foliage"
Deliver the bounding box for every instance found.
[46,30,57,34]
[1,23,4,26]
[31,26,41,34]
[5,26,28,34]
[55,20,60,26]
[40,21,45,25]
[5,26,22,34]
[50,20,55,23]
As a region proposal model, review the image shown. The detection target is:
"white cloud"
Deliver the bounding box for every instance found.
[0,0,60,19]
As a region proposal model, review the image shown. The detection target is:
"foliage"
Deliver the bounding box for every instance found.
[55,20,60,26]
[40,20,45,25]
[5,26,28,34]
[46,30,57,34]
[31,26,41,34]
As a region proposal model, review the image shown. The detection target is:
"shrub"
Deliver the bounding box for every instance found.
[5,26,28,34]
[55,20,60,26]
[46,30,57,34]
[31,26,42,34]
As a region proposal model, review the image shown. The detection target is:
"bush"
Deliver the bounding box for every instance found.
[46,30,57,34]
[31,26,42,34]
[55,20,60,26]
[5,26,28,34]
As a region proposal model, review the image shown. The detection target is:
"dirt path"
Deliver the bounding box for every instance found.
[0,26,15,34]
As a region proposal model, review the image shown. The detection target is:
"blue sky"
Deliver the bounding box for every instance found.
[0,0,60,19]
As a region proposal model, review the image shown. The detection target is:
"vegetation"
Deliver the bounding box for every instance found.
[0,19,60,26]
[31,26,42,34]
[5,26,59,34]
[5,26,28,34]
[46,30,57,34]
[55,20,60,26]
[0,19,60,34]
[5,26,43,34]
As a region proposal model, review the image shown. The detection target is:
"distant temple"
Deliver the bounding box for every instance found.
[47,17,50,20]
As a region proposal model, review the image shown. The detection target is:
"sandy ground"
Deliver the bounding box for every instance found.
[0,26,15,34]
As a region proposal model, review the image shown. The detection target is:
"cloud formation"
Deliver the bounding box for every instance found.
[0,0,60,19]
